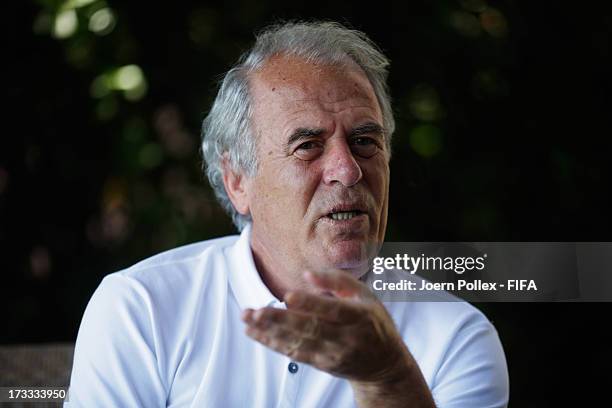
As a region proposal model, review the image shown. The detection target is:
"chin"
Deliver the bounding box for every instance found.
[321,241,371,277]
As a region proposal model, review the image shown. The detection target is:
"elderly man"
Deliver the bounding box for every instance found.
[67,22,509,407]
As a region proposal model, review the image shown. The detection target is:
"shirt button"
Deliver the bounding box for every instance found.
[288,362,299,374]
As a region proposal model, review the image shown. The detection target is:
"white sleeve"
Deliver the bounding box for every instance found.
[431,313,510,408]
[65,274,167,407]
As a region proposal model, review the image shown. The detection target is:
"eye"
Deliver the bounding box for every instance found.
[350,137,379,158]
[293,140,323,161]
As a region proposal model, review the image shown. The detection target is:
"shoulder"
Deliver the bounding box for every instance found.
[381,273,494,342]
[387,296,492,333]
[86,233,240,343]
[385,297,497,363]
[109,235,239,291]
[117,234,238,283]
[384,296,509,406]
[69,234,241,405]
[83,231,239,316]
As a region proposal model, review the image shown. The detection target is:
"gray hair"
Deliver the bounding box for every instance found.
[201,21,395,231]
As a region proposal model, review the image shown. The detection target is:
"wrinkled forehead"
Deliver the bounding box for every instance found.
[249,54,380,111]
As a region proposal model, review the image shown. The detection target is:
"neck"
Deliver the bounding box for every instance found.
[249,233,311,301]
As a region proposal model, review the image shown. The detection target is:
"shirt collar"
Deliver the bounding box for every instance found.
[226,223,280,310]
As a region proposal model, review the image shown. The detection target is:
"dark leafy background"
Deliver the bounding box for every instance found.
[2,0,611,405]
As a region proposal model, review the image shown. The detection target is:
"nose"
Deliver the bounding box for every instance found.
[321,138,363,187]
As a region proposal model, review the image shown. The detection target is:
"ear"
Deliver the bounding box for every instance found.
[221,155,250,216]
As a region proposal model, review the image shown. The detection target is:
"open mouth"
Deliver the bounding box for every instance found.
[326,210,365,221]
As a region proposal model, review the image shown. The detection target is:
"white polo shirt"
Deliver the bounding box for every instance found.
[66,224,509,407]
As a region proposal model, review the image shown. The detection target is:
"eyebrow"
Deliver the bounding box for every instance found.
[285,127,325,149]
[348,122,386,137]
[284,122,386,151]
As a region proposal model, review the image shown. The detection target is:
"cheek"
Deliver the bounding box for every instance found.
[363,158,389,196]
[250,162,318,220]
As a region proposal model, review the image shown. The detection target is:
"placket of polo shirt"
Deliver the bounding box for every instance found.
[271,300,304,408]
[277,357,303,408]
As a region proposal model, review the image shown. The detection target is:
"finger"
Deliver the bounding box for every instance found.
[243,307,337,339]
[304,270,365,299]
[284,291,363,323]
[241,308,255,322]
[245,322,363,377]
[245,324,327,364]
